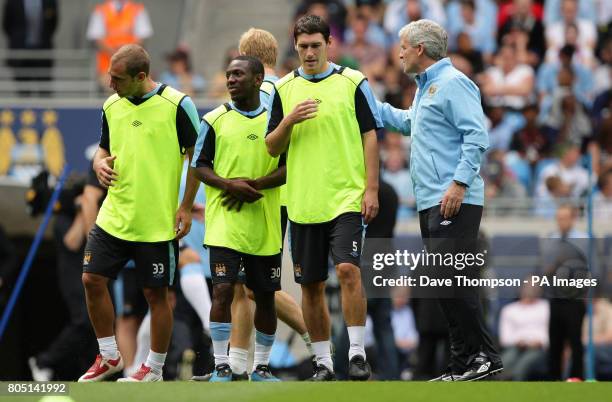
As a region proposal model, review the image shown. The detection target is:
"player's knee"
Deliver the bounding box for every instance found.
[336,263,360,286]
[82,272,106,292]
[253,290,275,309]
[142,287,168,306]
[301,281,326,300]
[212,282,234,306]
[245,287,255,301]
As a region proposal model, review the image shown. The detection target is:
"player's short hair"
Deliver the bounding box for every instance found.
[293,14,330,43]
[399,19,447,61]
[231,55,264,77]
[111,44,150,77]
[239,28,278,68]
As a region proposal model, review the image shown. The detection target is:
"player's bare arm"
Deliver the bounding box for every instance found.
[175,146,198,239]
[193,165,263,206]
[265,100,317,156]
[248,165,286,190]
[93,147,117,188]
[362,130,379,224]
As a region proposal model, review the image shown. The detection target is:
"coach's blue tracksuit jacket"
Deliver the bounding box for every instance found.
[376,58,489,212]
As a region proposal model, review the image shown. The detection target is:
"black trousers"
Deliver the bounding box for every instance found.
[418,204,500,373]
[548,299,585,379]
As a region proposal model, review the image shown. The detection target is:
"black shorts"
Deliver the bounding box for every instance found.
[235,207,287,286]
[209,246,281,292]
[290,212,364,284]
[83,225,178,288]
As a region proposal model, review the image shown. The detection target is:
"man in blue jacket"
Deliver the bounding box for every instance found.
[377,19,502,381]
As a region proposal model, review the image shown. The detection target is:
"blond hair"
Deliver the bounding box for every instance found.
[238,28,278,68]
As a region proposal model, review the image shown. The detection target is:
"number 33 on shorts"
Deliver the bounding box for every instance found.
[152,263,165,275]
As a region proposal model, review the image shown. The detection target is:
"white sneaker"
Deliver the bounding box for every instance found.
[78,354,124,382]
[117,364,163,382]
[28,357,53,381]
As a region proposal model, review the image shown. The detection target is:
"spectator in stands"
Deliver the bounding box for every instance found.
[509,103,551,164]
[454,32,484,74]
[583,297,612,380]
[543,0,597,27]
[497,0,545,67]
[384,0,446,42]
[590,107,612,176]
[545,0,597,67]
[159,48,206,98]
[543,87,592,148]
[449,0,496,62]
[537,45,594,119]
[2,0,58,96]
[342,13,386,81]
[483,149,527,214]
[594,168,612,221]
[536,143,589,203]
[86,0,153,90]
[498,283,549,381]
[591,69,612,130]
[545,203,587,380]
[485,100,527,151]
[294,0,346,42]
[479,43,535,112]
[593,37,612,92]
[343,0,387,49]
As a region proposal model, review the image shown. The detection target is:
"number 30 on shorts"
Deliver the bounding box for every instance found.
[270,267,281,280]
[152,263,165,275]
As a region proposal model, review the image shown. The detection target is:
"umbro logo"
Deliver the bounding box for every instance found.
[476,362,491,373]
[131,120,142,127]
[314,98,322,104]
[247,134,258,140]
[440,220,452,226]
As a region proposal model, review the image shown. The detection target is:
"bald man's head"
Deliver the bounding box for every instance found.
[111,44,151,77]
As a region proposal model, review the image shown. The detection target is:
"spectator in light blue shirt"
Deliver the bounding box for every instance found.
[375,19,501,382]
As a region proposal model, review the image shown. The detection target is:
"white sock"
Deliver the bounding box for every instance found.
[347,326,366,361]
[312,340,333,372]
[180,269,212,329]
[229,347,248,374]
[252,330,275,370]
[145,350,166,375]
[210,322,231,366]
[98,336,118,360]
[301,332,314,355]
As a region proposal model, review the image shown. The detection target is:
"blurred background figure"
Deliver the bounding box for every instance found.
[498,283,549,381]
[86,0,152,91]
[543,204,587,381]
[2,0,58,96]
[159,48,206,98]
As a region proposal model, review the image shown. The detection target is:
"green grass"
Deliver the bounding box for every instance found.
[2,381,611,402]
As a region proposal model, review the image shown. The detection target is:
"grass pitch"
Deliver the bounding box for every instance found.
[3,381,611,402]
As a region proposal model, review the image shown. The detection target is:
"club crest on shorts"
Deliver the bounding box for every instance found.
[214,263,227,277]
[293,263,302,278]
[83,251,91,266]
